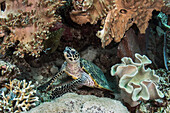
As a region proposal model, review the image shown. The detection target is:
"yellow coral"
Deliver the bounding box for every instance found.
[0,79,39,112]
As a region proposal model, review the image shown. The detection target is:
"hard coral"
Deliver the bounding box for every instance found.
[111,53,164,107]
[0,59,20,84]
[0,79,39,113]
[0,0,66,58]
[70,0,165,47]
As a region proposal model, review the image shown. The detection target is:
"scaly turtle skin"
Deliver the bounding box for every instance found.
[80,59,112,90]
[38,47,112,99]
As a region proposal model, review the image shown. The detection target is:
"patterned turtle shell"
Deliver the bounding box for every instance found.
[80,58,112,91]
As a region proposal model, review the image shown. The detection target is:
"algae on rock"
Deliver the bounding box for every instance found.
[24,93,129,113]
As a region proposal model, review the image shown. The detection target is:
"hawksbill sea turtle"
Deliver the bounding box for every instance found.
[38,47,112,99]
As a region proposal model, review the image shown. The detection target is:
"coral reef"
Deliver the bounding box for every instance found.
[0,59,20,84]
[70,0,165,47]
[0,0,168,112]
[24,93,129,113]
[111,53,164,107]
[0,79,39,113]
[0,0,66,57]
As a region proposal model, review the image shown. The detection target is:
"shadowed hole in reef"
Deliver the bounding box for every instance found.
[128,18,133,23]
[120,9,127,14]
[0,69,2,76]
[1,1,6,12]
[4,40,20,56]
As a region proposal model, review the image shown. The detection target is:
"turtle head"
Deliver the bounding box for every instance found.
[64,47,80,63]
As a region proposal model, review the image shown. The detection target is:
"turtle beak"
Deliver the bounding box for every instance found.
[63,46,69,54]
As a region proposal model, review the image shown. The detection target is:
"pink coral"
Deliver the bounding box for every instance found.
[0,0,66,57]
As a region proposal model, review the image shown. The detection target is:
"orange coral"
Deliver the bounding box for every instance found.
[70,0,165,47]
[0,0,66,57]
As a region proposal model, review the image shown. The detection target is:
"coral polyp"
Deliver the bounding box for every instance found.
[0,59,20,84]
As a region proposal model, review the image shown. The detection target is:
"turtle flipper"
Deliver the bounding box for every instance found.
[50,78,83,99]
[38,70,65,91]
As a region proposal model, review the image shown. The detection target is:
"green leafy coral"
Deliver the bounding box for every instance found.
[43,28,64,54]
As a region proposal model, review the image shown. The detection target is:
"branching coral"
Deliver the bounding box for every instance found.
[70,0,165,47]
[0,79,39,113]
[0,59,20,84]
[0,0,66,57]
[111,53,164,107]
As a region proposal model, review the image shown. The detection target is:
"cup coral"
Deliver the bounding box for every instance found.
[70,0,166,47]
[0,79,39,112]
[111,53,164,107]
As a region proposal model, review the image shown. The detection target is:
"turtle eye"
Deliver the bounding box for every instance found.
[71,51,75,54]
